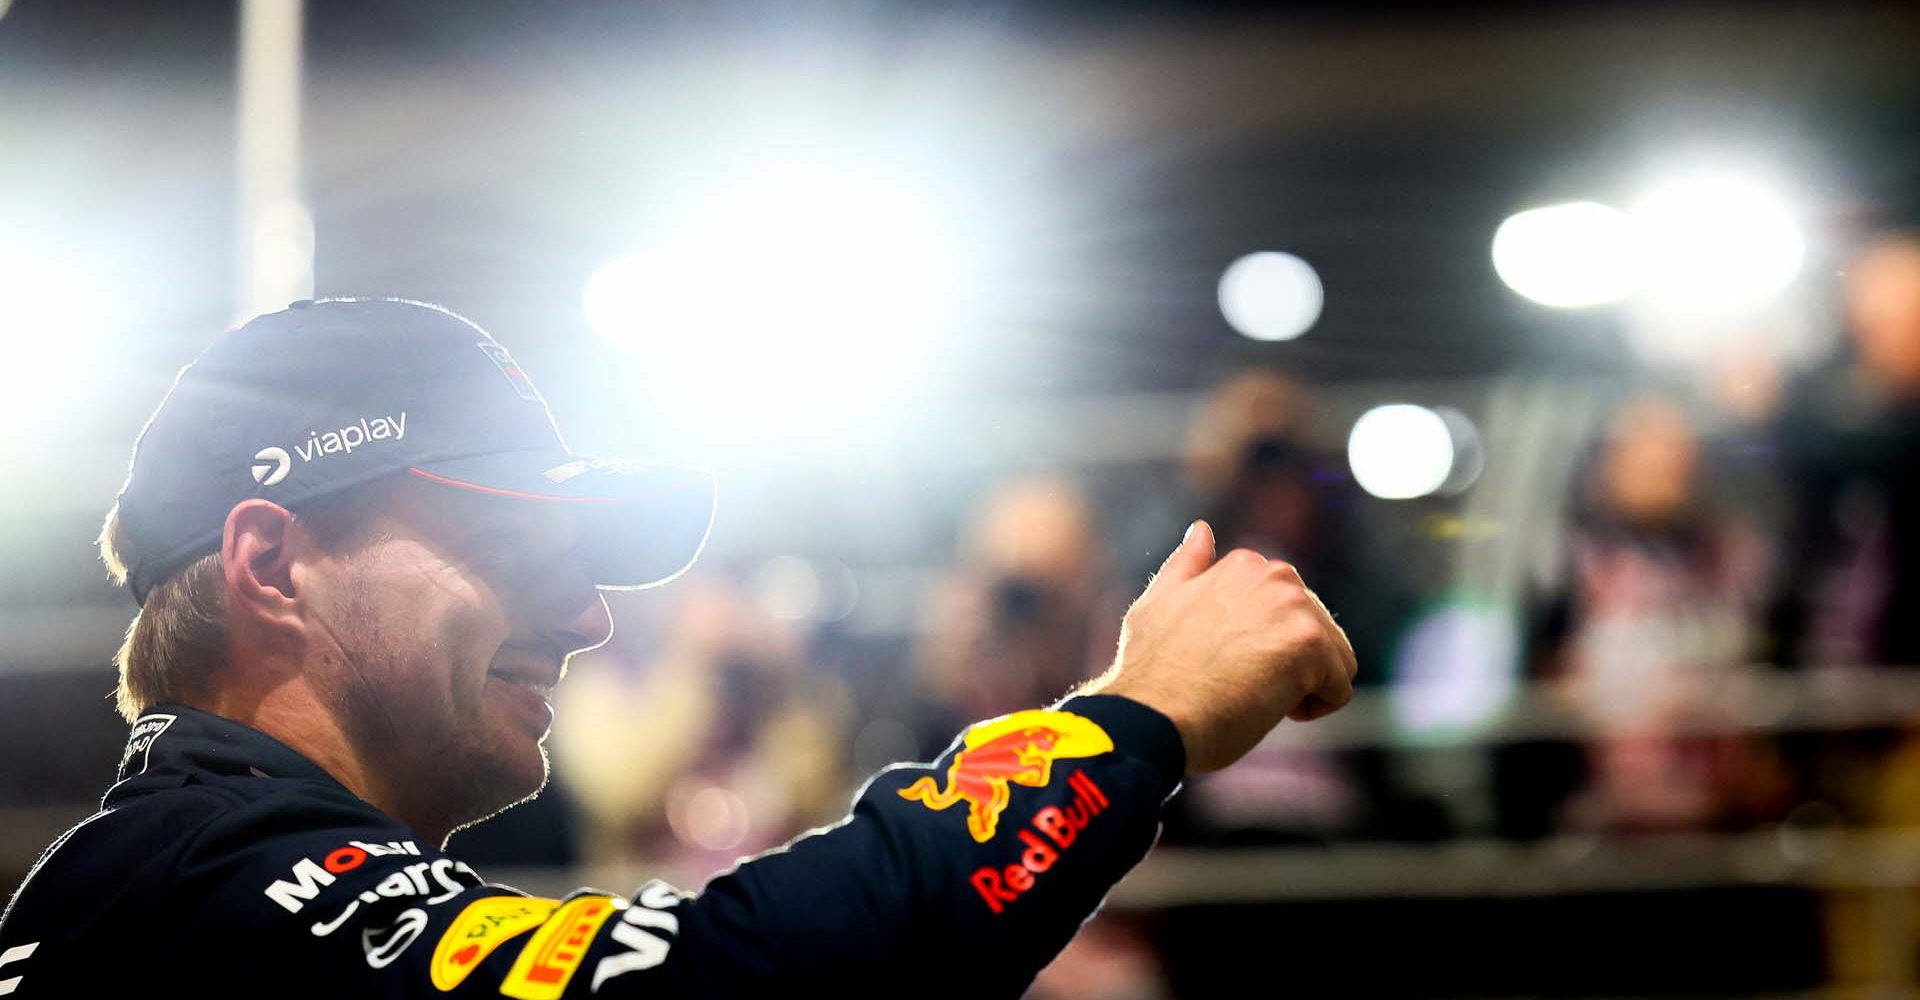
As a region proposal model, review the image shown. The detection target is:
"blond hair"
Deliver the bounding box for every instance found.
[97,487,384,723]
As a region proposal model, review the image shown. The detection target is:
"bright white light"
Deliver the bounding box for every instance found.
[244,198,315,324]
[1491,202,1641,308]
[584,255,704,355]
[1630,172,1804,315]
[584,151,989,429]
[0,245,116,431]
[1217,251,1324,341]
[1348,404,1455,500]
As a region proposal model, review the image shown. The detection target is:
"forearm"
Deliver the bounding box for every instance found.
[655,694,1186,995]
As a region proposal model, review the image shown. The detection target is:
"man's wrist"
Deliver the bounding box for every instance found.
[1053,692,1188,791]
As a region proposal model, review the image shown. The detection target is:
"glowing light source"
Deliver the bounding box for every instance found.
[243,199,315,324]
[0,245,116,431]
[1217,251,1324,341]
[585,150,991,430]
[1492,176,1806,319]
[585,255,703,360]
[1630,171,1804,316]
[1491,202,1640,308]
[1347,404,1455,500]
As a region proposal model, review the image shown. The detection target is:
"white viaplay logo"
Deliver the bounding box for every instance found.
[251,412,407,488]
[253,447,292,486]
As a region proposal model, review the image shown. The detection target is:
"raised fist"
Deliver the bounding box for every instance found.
[1075,519,1357,774]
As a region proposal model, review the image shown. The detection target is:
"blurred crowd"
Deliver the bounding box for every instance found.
[442,227,1920,995]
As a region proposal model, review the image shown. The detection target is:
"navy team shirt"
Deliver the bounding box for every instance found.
[0,694,1184,997]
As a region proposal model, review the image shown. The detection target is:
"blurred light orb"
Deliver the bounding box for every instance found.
[752,555,822,622]
[668,780,751,853]
[1434,406,1484,495]
[1389,600,1520,738]
[814,558,860,623]
[1348,404,1455,500]
[1491,201,1640,308]
[1630,172,1804,314]
[1217,251,1324,341]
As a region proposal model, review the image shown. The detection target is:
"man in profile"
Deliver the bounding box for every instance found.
[0,298,1355,997]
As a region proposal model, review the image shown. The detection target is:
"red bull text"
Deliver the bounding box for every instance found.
[969,770,1110,914]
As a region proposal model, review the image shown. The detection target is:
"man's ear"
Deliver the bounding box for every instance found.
[223,500,301,633]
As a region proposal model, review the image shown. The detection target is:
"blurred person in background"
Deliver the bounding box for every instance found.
[1762,227,1920,835]
[1027,912,1171,1000]
[1758,228,1920,982]
[1763,229,1920,830]
[1517,392,1788,834]
[552,565,852,875]
[1770,229,1920,678]
[908,474,1174,1000]
[1152,369,1422,844]
[908,473,1130,755]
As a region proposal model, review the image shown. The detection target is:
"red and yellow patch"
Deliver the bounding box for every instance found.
[898,709,1114,843]
[429,896,560,992]
[499,895,623,1000]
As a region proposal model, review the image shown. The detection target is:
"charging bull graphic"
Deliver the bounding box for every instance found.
[899,710,1114,843]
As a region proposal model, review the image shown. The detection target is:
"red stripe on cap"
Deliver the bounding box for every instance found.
[406,466,707,504]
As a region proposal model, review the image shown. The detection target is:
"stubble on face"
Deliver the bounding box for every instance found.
[313,512,555,841]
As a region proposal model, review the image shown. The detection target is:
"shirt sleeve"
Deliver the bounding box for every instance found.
[193,693,1186,999]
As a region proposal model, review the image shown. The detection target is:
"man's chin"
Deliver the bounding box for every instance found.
[452,742,550,834]
[494,731,552,805]
[454,716,552,822]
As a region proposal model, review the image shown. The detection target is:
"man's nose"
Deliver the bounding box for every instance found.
[522,556,615,656]
[564,583,610,656]
[554,583,614,655]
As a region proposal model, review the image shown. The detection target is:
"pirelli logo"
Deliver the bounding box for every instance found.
[500,896,621,999]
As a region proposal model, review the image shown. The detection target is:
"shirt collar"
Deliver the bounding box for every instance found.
[104,703,349,806]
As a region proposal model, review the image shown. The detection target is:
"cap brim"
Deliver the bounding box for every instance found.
[408,451,717,590]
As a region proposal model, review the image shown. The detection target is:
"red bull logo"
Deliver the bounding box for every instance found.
[898,709,1114,843]
[971,770,1110,914]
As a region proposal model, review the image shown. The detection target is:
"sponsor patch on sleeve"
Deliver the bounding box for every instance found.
[429,896,560,992]
[499,895,623,1000]
[897,709,1115,843]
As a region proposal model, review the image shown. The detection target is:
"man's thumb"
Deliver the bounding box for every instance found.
[1150,519,1215,589]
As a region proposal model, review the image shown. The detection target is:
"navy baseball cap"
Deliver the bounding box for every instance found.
[112,297,718,606]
